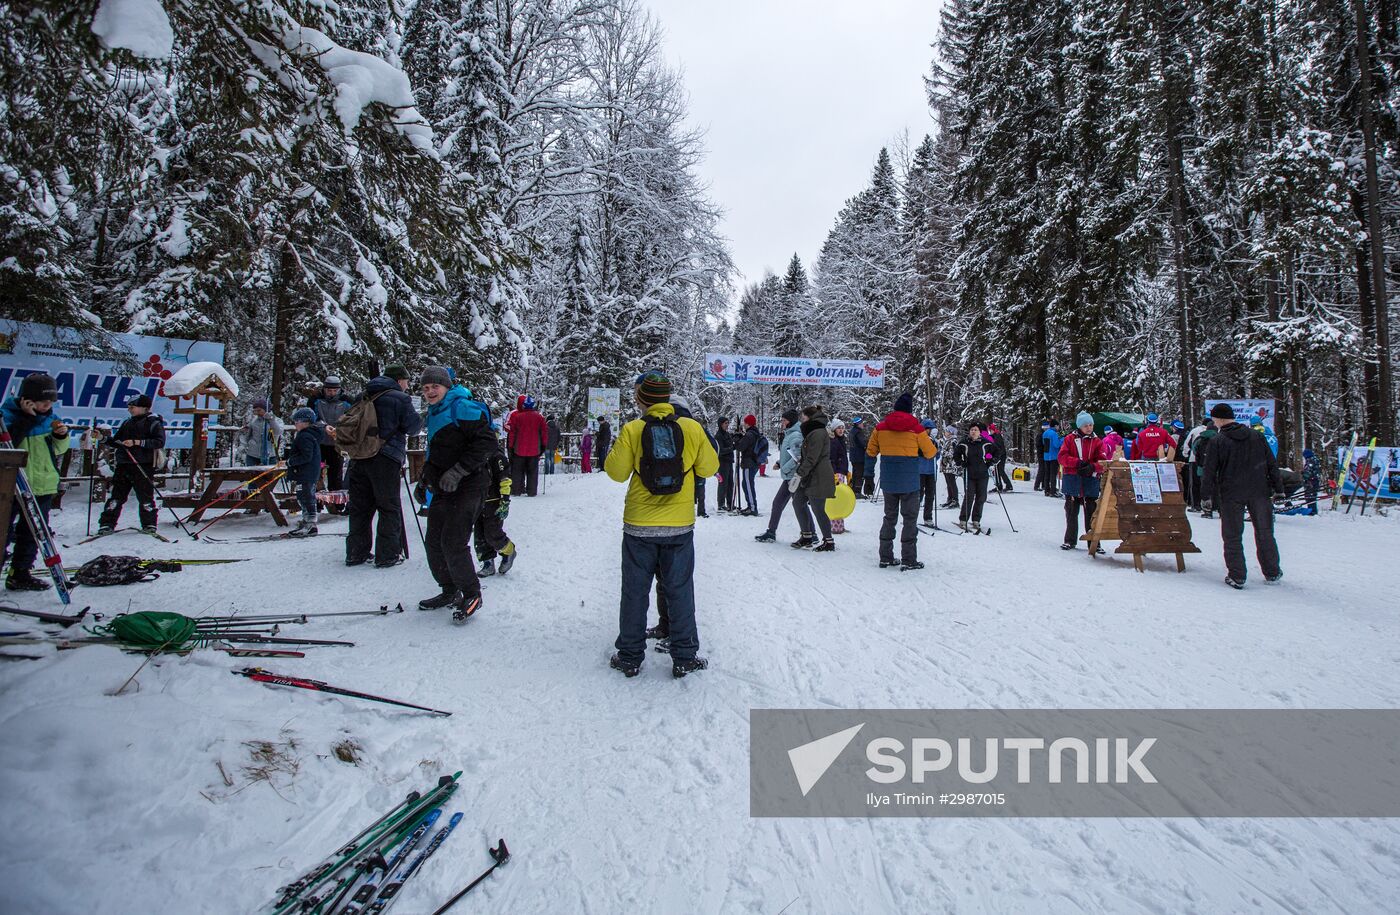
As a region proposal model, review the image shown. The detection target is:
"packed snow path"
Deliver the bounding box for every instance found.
[3,473,1399,913]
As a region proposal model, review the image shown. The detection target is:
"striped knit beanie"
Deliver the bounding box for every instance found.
[635,370,672,407]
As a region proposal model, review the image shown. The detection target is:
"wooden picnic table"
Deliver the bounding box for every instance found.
[161,465,292,527]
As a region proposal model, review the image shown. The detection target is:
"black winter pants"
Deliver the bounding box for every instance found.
[474,495,512,562]
[960,474,988,523]
[942,471,959,504]
[1064,495,1097,547]
[321,443,345,492]
[99,463,157,530]
[1218,497,1281,583]
[995,458,1013,491]
[426,485,485,597]
[1040,459,1059,496]
[510,454,540,496]
[879,491,920,564]
[717,455,735,510]
[919,473,937,521]
[346,455,405,565]
[791,488,832,540]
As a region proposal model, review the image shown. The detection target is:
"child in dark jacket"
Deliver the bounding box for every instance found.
[476,433,517,575]
[1301,449,1322,516]
[287,408,323,536]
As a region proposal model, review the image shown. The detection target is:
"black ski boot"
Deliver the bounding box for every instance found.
[653,638,671,654]
[478,558,496,578]
[790,534,817,550]
[452,593,483,622]
[812,539,835,552]
[5,570,50,591]
[610,654,641,677]
[900,560,925,572]
[419,589,460,611]
[673,656,708,679]
[645,625,669,640]
[754,530,776,543]
[879,559,899,569]
[1225,577,1245,590]
[498,545,516,575]
[1060,542,1076,551]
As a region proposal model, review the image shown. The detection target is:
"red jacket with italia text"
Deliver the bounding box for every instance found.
[1131,423,1177,460]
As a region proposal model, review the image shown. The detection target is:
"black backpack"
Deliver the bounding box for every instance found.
[74,555,180,587]
[638,414,688,495]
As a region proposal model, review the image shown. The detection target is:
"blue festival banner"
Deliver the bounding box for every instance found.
[0,320,226,449]
[703,353,886,389]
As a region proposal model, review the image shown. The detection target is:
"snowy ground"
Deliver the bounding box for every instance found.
[3,471,1400,913]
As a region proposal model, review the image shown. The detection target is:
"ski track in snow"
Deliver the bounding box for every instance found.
[2,473,1399,913]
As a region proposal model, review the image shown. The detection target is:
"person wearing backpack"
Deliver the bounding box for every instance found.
[96,394,165,535]
[307,376,353,496]
[341,365,422,568]
[754,408,803,543]
[413,367,499,618]
[604,369,718,679]
[736,414,764,515]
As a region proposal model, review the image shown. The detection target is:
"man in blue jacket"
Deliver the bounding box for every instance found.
[1038,419,1062,497]
[345,363,422,568]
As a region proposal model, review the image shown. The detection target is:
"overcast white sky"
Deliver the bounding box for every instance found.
[641,0,943,289]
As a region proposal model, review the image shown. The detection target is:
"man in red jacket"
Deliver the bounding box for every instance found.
[1131,413,1177,460]
[506,395,548,496]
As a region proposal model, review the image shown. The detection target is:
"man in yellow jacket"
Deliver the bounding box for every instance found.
[604,370,718,678]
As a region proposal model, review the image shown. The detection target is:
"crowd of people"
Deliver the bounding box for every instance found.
[0,364,1304,684]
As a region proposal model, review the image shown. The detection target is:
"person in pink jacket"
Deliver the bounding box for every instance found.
[1101,425,1125,459]
[581,429,593,473]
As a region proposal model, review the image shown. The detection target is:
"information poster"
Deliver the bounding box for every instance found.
[1130,462,1163,504]
[1157,464,1180,493]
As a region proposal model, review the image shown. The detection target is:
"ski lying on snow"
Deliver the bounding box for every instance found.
[76,527,174,545]
[201,531,347,543]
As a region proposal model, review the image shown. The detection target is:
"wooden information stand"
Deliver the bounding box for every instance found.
[1083,459,1200,572]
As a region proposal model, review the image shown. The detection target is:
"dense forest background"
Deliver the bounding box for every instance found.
[5,0,1399,465]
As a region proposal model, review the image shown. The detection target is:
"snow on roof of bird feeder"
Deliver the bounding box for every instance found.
[161,361,240,400]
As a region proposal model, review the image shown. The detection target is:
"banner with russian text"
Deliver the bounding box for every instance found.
[702,353,886,388]
[0,320,226,449]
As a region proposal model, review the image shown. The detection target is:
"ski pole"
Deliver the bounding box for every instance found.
[85,432,96,537]
[402,466,427,551]
[220,635,355,647]
[430,840,511,915]
[233,667,452,715]
[190,469,286,539]
[0,604,90,626]
[175,462,286,524]
[0,415,73,605]
[993,481,1018,533]
[116,441,196,538]
[273,775,461,913]
[195,604,405,624]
